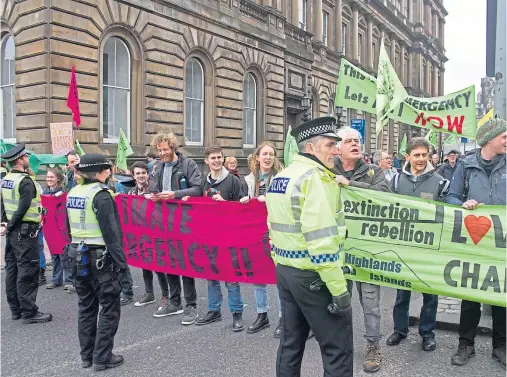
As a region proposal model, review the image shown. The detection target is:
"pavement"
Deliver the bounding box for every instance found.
[1,268,504,377]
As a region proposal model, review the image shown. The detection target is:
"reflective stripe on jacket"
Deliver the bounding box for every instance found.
[67,182,112,245]
[1,172,41,222]
[266,154,347,296]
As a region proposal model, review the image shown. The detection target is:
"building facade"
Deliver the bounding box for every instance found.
[0,0,447,165]
[476,76,495,119]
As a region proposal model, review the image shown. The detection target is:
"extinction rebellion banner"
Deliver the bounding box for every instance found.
[335,59,477,139]
[41,189,506,306]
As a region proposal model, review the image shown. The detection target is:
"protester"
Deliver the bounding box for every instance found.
[392,152,401,169]
[373,150,397,182]
[333,126,390,373]
[66,153,127,371]
[388,137,449,352]
[196,146,245,331]
[431,153,441,168]
[43,169,70,290]
[266,117,352,377]
[146,152,158,176]
[437,149,459,182]
[151,132,202,325]
[224,156,240,177]
[446,118,506,369]
[108,165,127,194]
[64,151,80,192]
[239,142,283,335]
[128,161,171,315]
[1,144,52,324]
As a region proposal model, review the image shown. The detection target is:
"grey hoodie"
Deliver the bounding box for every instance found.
[202,166,243,201]
[394,162,448,201]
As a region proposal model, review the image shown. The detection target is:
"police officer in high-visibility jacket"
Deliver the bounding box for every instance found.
[0,144,52,324]
[266,117,352,377]
[65,153,127,372]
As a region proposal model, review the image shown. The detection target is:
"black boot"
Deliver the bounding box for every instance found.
[38,268,46,286]
[247,312,270,334]
[232,312,244,332]
[451,344,475,366]
[94,354,124,371]
[273,318,282,338]
[22,311,53,324]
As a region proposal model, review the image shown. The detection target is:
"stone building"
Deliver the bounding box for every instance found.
[0,0,447,166]
[476,76,495,119]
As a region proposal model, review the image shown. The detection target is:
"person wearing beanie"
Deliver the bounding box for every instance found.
[446,117,506,369]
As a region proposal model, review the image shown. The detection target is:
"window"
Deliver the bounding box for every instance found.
[358,34,363,63]
[1,35,16,141]
[328,98,334,116]
[185,58,204,146]
[299,0,307,31]
[243,73,257,148]
[342,23,347,54]
[102,37,131,142]
[322,11,329,46]
[372,42,376,67]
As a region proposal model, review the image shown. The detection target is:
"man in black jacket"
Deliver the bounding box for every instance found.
[195,145,245,332]
[150,133,202,325]
[437,149,459,182]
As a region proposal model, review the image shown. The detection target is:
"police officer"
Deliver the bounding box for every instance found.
[266,117,353,377]
[65,154,127,372]
[0,144,52,324]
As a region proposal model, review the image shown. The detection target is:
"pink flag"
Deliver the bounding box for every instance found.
[66,66,81,128]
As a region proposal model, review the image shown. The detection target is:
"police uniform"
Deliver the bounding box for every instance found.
[66,154,127,371]
[1,144,52,324]
[266,117,353,377]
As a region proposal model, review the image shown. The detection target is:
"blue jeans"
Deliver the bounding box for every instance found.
[393,289,438,339]
[51,255,63,285]
[39,232,46,269]
[253,284,269,313]
[207,280,243,313]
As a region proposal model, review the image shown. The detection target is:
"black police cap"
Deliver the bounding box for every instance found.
[290,116,341,144]
[75,153,112,172]
[0,144,28,162]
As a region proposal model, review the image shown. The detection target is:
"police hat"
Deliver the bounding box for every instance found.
[0,144,29,162]
[290,116,341,144]
[75,153,112,172]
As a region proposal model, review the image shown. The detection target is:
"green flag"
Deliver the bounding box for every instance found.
[376,39,408,135]
[75,140,86,156]
[0,139,16,154]
[425,129,437,148]
[444,134,458,145]
[116,129,134,172]
[398,134,407,155]
[283,126,299,167]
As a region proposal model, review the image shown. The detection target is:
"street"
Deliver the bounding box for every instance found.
[1,268,504,377]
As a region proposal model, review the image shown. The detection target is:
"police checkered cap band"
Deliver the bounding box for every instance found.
[4,150,28,162]
[296,123,336,143]
[77,161,111,168]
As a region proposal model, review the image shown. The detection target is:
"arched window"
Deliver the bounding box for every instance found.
[243,73,257,147]
[185,58,204,146]
[328,97,334,116]
[1,35,16,141]
[102,37,131,142]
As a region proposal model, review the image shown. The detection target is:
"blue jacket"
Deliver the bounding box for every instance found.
[446,151,506,206]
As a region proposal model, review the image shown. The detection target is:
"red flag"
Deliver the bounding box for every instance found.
[66,66,81,128]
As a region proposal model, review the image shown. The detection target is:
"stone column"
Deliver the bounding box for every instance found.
[440,20,445,46]
[367,17,373,69]
[433,12,439,37]
[417,0,424,24]
[400,43,406,85]
[426,60,431,93]
[408,50,413,87]
[439,69,444,95]
[315,0,323,41]
[390,35,396,62]
[335,0,343,51]
[351,5,359,61]
[425,3,432,34]
[433,66,439,96]
[307,0,313,33]
[292,0,299,26]
[264,0,273,7]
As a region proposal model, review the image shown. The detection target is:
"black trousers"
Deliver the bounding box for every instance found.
[143,269,169,297]
[4,227,40,318]
[72,264,122,364]
[276,264,353,377]
[459,300,506,349]
[166,274,196,308]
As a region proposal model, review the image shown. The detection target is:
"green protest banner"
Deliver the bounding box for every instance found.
[335,59,476,139]
[341,187,506,307]
[398,134,407,155]
[116,128,134,171]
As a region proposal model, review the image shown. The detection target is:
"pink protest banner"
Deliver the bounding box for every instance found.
[41,195,71,255]
[41,194,276,283]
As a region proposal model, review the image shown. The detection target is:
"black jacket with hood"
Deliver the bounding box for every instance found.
[202,167,244,201]
[153,151,202,198]
[333,158,391,193]
[394,162,448,201]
